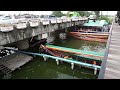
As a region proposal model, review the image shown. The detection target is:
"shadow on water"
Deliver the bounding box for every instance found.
[1,36,105,79]
[10,56,97,79]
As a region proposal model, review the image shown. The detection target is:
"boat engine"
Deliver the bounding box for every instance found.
[59,32,67,40]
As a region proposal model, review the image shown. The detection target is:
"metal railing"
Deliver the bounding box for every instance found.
[98,18,114,79]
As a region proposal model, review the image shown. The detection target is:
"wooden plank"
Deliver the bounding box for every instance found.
[104,23,120,79]
[0,53,33,71]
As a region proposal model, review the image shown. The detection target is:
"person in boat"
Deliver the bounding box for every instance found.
[39,44,48,54]
[41,38,47,45]
[73,28,77,32]
[63,55,69,59]
[30,37,47,47]
[63,55,73,60]
[98,27,101,32]
[93,61,97,65]
[87,27,90,32]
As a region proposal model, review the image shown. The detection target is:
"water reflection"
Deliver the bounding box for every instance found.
[54,36,106,53]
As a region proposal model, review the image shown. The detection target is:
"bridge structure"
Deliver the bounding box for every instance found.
[0,17,88,50]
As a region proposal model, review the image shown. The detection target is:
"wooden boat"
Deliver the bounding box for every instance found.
[70,32,108,39]
[40,44,101,66]
[70,32,109,36]
[40,44,67,58]
[44,44,104,61]
[69,33,107,43]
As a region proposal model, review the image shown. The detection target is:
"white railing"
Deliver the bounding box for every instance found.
[29,21,39,27]
[0,18,87,32]
[42,20,50,25]
[57,19,62,23]
[0,25,14,32]
[15,22,27,29]
[51,19,57,24]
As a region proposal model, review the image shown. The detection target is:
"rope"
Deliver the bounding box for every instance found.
[30,37,34,42]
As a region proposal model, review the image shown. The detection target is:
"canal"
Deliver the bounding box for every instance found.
[0,36,106,79]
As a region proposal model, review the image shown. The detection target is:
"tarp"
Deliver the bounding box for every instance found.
[100,20,108,25]
[83,20,108,27]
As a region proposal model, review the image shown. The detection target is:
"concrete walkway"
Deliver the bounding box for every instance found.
[0,53,33,71]
[104,23,120,79]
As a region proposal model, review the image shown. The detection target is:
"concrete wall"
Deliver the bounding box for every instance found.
[0,20,87,46]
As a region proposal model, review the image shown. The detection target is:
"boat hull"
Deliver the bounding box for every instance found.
[70,32,109,36]
[40,45,101,66]
[69,32,107,43]
[70,32,108,39]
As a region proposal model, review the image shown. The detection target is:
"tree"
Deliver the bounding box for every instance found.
[66,11,92,17]
[94,11,100,18]
[40,15,44,18]
[73,11,92,17]
[52,11,65,17]
[98,15,113,24]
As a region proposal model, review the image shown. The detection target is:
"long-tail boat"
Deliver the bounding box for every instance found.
[40,44,65,58]
[40,44,101,66]
[70,32,108,39]
[69,33,107,43]
[44,44,104,61]
[70,32,109,36]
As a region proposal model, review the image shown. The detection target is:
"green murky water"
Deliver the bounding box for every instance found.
[1,36,106,79]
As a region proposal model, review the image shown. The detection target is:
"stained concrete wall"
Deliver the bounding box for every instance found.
[0,20,87,46]
[16,39,29,50]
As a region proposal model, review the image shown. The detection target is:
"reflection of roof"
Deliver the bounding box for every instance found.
[83,20,108,27]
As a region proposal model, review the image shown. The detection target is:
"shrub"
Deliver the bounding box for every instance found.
[98,15,113,24]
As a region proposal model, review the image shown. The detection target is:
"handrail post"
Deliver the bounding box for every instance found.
[56,59,59,65]
[43,56,47,61]
[71,63,74,70]
[94,67,97,75]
